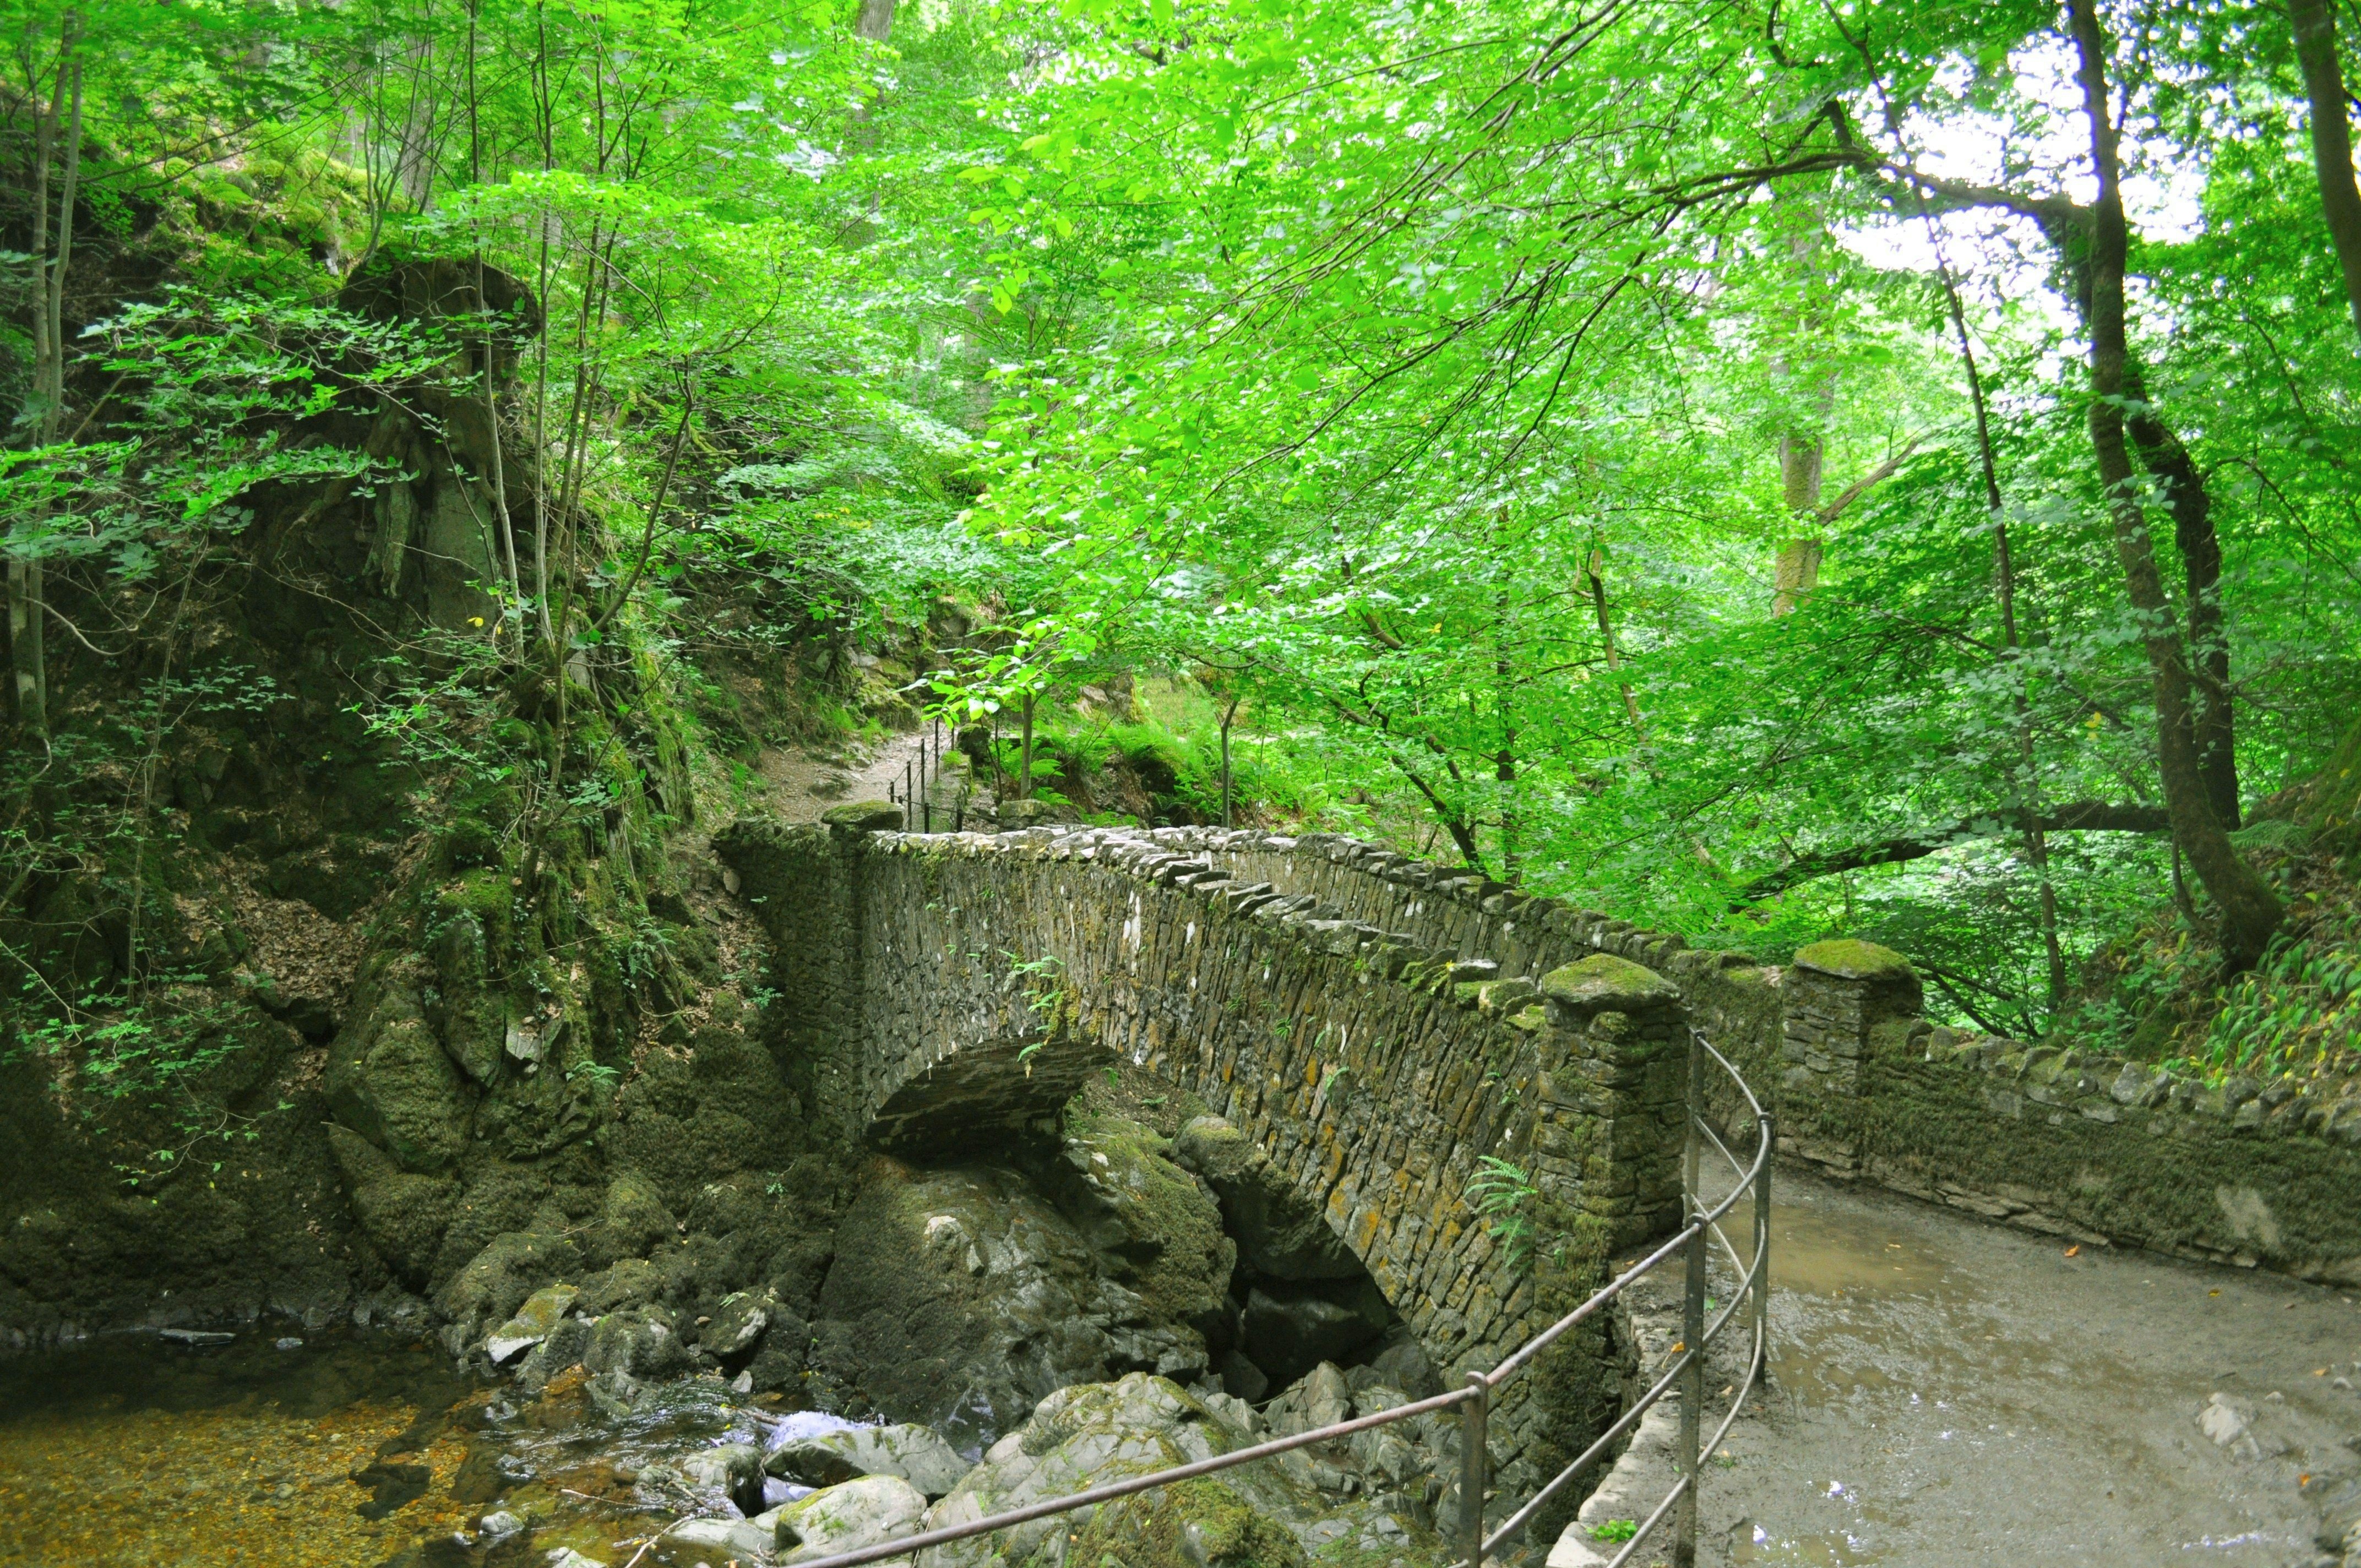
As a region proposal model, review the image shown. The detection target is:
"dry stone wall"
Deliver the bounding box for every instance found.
[1049,829,2361,1284]
[712,817,1699,1489]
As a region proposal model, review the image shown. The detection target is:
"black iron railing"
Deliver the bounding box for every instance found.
[889,719,952,833]
[785,1025,1771,1568]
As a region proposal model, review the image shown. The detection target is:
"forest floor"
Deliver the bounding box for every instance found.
[1567,1165,2361,1566]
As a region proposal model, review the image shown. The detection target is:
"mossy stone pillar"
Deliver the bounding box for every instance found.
[1781,939,1921,1173]
[1535,954,1689,1253]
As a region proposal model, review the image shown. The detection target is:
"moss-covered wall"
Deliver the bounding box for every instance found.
[712,819,1704,1505]
[1011,829,2361,1283]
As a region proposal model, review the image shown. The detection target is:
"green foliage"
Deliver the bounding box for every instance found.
[7,0,2360,1111]
[1467,1154,1543,1272]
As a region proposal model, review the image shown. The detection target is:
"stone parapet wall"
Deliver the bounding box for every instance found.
[1805,1009,2361,1280]
[1089,829,2361,1283]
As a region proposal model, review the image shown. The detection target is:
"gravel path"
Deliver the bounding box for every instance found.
[1575,1164,2361,1567]
[754,726,953,826]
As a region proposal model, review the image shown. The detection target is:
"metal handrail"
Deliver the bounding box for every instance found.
[785,1023,1774,1568]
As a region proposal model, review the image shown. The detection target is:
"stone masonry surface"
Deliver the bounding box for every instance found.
[1128,828,2361,1283]
[712,816,1699,1493]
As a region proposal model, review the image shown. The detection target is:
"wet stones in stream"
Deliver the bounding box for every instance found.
[350,1460,434,1520]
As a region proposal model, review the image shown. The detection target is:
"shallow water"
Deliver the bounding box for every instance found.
[0,1327,483,1567]
[1700,1168,2361,1567]
[0,1329,857,1568]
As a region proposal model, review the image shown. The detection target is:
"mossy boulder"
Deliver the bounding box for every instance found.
[427,912,507,1084]
[583,1303,694,1382]
[916,1374,1364,1568]
[1033,1112,1236,1329]
[325,964,476,1172]
[325,1123,458,1288]
[585,1169,677,1266]
[436,1229,584,1349]
[603,1026,805,1209]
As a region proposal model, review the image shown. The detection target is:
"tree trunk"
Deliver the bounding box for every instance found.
[1220,696,1238,828]
[2118,363,2239,828]
[856,0,896,40]
[1586,546,1644,733]
[1019,692,1034,801]
[2291,0,2361,337]
[2066,0,2281,971]
[1771,427,1824,617]
[1934,245,2068,1009]
[8,17,76,746]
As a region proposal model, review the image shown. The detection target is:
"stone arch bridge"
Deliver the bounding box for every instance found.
[715,815,1705,1478]
[713,812,2361,1485]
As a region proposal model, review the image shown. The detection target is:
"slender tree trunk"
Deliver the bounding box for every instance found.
[1587,546,1644,734]
[1220,695,1238,827]
[1019,693,1035,801]
[2066,0,2281,972]
[2291,0,2361,338]
[9,18,77,746]
[1931,231,2067,1011]
[1771,431,1825,616]
[2117,363,2239,828]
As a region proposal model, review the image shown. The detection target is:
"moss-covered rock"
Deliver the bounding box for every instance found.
[326,1123,459,1288]
[436,1229,584,1349]
[1790,939,1916,983]
[1033,1111,1236,1330]
[1068,1476,1310,1568]
[325,962,476,1172]
[586,1170,676,1266]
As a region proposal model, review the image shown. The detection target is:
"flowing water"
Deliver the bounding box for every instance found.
[1699,1167,2361,1567]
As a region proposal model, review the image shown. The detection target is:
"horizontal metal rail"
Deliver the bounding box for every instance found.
[788,1023,1774,1568]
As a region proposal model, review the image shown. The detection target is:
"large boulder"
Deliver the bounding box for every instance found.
[699,1287,775,1358]
[809,1158,1211,1455]
[583,1304,694,1384]
[768,1473,930,1563]
[484,1282,579,1363]
[1171,1116,1360,1280]
[584,1169,676,1266]
[324,1124,457,1288]
[1031,1113,1236,1346]
[436,1231,582,1351]
[911,1374,1265,1567]
[765,1422,971,1499]
[911,1373,1439,1568]
[324,962,476,1173]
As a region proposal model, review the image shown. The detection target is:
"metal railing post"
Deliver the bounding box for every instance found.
[1753,1112,1774,1369]
[1459,1371,1488,1567]
[1675,1030,1706,1568]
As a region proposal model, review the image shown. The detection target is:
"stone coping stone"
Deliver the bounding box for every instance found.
[1539,954,1680,1014]
[824,800,905,832]
[1791,938,1916,982]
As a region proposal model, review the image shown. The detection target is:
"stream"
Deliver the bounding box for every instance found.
[0,1328,862,1568]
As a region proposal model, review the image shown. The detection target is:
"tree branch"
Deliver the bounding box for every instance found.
[1730,799,2171,906]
